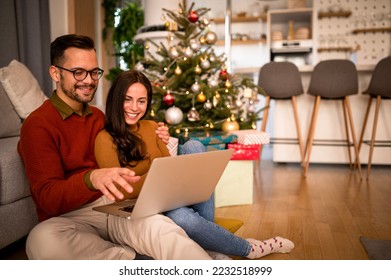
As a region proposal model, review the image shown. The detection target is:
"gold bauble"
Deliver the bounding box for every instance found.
[199,36,206,44]
[221,118,240,132]
[197,92,206,103]
[194,64,202,74]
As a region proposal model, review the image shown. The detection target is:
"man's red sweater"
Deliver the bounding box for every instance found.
[18,97,104,221]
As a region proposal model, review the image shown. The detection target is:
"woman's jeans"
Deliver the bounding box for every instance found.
[164,140,251,257]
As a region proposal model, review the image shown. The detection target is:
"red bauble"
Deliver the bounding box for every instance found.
[219,69,230,81]
[188,10,199,23]
[163,92,175,106]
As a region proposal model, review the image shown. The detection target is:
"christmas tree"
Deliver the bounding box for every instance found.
[137,0,265,135]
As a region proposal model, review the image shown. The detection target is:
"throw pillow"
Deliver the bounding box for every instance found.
[0,60,47,119]
[0,83,21,138]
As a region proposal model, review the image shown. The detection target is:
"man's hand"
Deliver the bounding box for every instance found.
[156,122,170,144]
[90,168,140,201]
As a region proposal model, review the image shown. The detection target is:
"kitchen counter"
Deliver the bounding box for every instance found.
[235,63,390,165]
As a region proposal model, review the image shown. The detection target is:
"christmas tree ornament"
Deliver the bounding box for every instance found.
[213,95,219,107]
[144,43,150,50]
[204,99,213,110]
[208,77,218,88]
[219,69,229,81]
[188,10,199,23]
[174,65,182,75]
[235,99,243,107]
[222,116,240,132]
[200,58,210,69]
[164,21,170,29]
[198,18,210,29]
[199,36,206,44]
[225,80,232,88]
[189,39,201,51]
[184,47,194,58]
[134,62,145,72]
[165,106,183,125]
[162,91,175,106]
[205,31,218,44]
[167,21,178,31]
[187,107,200,122]
[197,92,206,103]
[194,64,202,74]
[191,82,201,93]
[243,87,253,98]
[209,53,216,62]
[169,46,179,58]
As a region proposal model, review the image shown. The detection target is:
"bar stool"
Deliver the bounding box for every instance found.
[258,61,305,162]
[303,59,362,179]
[357,56,391,178]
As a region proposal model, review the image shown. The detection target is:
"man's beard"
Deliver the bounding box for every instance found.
[60,79,97,104]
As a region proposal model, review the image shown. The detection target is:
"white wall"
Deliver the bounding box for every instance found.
[49,0,69,40]
[48,0,103,106]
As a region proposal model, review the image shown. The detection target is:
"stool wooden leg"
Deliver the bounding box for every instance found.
[259,96,270,159]
[344,97,362,180]
[356,97,372,168]
[292,96,304,164]
[303,96,320,177]
[367,96,381,179]
[342,99,353,167]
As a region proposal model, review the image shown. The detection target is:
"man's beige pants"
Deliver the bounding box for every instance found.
[26,196,211,260]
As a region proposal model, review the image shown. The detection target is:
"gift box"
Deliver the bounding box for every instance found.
[227,143,260,160]
[177,130,238,152]
[178,130,238,145]
[167,137,178,156]
[179,143,226,153]
[215,160,253,207]
[229,129,270,145]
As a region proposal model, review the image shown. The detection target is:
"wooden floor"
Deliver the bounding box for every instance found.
[1,146,390,260]
[216,146,391,260]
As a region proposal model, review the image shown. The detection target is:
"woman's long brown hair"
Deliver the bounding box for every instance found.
[104,70,153,167]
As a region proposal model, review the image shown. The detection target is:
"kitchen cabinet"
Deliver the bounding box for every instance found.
[267,8,315,66]
[211,15,266,46]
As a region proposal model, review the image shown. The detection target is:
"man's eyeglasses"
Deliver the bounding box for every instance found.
[55,65,104,81]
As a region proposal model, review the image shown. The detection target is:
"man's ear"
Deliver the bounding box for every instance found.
[49,65,59,82]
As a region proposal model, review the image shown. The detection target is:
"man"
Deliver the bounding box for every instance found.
[18,34,211,260]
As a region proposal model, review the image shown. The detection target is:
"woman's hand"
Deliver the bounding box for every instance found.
[156,122,170,144]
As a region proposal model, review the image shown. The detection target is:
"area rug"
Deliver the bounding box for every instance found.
[360,236,391,260]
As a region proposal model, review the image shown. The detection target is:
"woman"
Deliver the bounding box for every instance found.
[94,70,294,259]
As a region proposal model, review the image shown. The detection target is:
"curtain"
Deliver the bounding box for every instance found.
[0,0,51,96]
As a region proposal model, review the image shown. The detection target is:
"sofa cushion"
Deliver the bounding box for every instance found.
[0,83,21,138]
[0,137,31,205]
[0,59,47,119]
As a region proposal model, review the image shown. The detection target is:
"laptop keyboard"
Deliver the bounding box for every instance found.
[119,205,135,213]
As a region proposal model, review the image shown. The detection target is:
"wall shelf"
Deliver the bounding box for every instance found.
[352,27,391,34]
[212,15,266,24]
[318,11,352,19]
[317,47,353,53]
[215,39,265,46]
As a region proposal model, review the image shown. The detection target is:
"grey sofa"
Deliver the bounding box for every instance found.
[0,72,39,251]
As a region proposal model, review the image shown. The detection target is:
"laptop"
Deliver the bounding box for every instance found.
[92,149,234,220]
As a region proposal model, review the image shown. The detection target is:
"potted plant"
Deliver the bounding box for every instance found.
[102,0,145,81]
